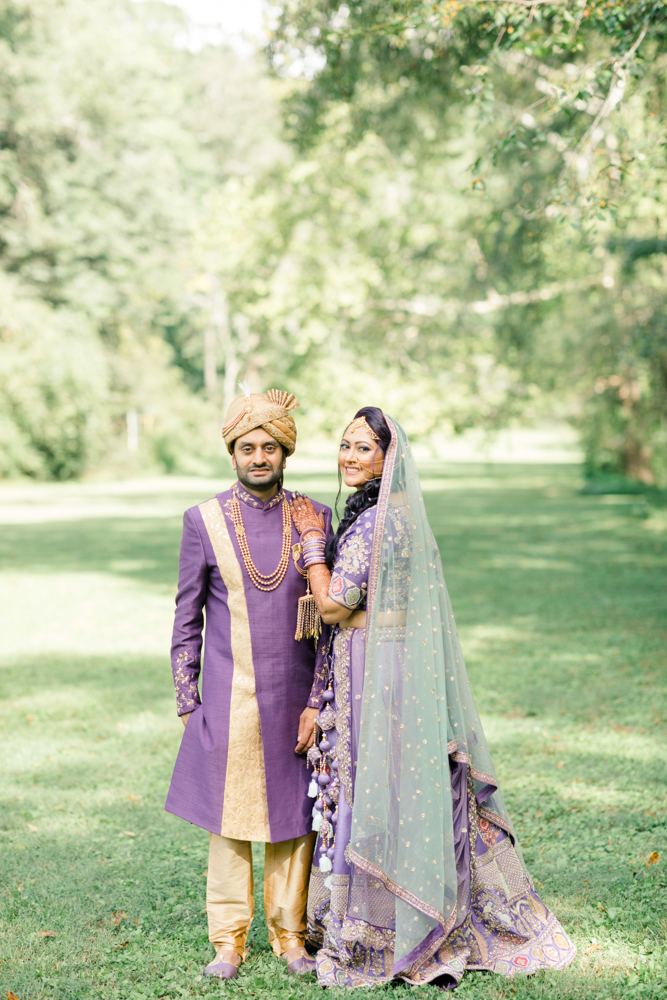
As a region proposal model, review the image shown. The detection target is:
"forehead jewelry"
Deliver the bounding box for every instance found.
[346,416,379,441]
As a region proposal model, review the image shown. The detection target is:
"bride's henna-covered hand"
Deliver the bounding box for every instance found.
[290,495,326,538]
[291,494,357,625]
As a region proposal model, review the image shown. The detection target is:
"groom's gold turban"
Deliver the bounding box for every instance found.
[222,388,300,456]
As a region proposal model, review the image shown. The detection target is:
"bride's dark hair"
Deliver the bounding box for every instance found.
[325,406,391,569]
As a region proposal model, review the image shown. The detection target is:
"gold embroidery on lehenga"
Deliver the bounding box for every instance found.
[199,497,271,842]
[333,628,354,806]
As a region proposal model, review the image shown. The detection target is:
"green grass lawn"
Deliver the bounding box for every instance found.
[1,466,666,1000]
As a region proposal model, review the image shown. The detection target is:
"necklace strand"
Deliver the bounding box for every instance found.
[231,489,292,591]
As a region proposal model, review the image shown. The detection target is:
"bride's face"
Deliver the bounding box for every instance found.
[339,424,385,489]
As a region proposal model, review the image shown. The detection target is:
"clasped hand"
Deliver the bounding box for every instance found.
[290,494,325,538]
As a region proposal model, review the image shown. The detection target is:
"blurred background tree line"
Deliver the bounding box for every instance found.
[0,0,665,483]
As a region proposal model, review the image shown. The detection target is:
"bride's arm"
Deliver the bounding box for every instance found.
[304,559,355,624]
[291,496,357,624]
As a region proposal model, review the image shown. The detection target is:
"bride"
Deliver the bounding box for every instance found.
[290,407,575,989]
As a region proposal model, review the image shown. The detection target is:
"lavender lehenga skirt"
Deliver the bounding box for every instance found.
[306,626,576,989]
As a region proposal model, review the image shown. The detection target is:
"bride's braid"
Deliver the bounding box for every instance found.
[325,406,391,569]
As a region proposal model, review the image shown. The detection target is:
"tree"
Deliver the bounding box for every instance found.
[267,1,667,482]
[0,0,281,477]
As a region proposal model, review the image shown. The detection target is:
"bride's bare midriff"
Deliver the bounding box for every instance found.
[340,611,366,628]
[343,609,407,630]
[345,610,367,629]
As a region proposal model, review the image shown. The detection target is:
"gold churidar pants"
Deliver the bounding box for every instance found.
[207,832,316,958]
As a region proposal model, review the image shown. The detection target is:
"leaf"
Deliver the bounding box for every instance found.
[556,760,564,769]
[113,910,129,925]
[585,943,601,955]
[647,851,660,865]
[37,930,57,938]
[6,992,23,1000]
[27,824,39,832]
[127,795,139,802]
[122,831,136,837]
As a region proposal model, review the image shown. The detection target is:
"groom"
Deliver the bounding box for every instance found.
[165,388,330,979]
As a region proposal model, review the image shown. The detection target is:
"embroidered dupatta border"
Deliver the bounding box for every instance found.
[346,846,456,949]
[365,416,398,655]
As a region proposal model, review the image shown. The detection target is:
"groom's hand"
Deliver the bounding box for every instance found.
[295,707,318,754]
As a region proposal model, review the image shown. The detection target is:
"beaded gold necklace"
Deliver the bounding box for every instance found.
[230,488,292,591]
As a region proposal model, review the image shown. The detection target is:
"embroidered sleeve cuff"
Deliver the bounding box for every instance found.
[328,572,363,609]
[176,684,201,716]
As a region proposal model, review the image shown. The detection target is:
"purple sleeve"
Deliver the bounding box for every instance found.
[329,508,375,609]
[307,503,332,709]
[171,508,208,716]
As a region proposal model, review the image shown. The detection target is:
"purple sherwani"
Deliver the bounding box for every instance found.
[165,484,330,843]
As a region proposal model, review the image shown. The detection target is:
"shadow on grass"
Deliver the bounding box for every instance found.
[0,517,185,588]
[1,474,666,998]
[0,489,338,589]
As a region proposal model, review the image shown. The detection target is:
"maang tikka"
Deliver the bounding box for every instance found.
[346,416,379,441]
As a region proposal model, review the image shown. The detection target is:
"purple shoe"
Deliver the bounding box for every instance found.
[203,958,239,980]
[285,955,316,976]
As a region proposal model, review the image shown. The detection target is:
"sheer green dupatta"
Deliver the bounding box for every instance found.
[348,417,523,978]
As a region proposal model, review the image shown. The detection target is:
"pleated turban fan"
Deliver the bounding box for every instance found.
[222,386,299,456]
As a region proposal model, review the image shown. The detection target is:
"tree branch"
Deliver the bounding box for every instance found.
[572,21,650,156]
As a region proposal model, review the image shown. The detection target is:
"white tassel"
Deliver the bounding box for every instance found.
[238,379,252,397]
[308,779,318,798]
[324,874,333,890]
[319,856,333,873]
[312,812,322,832]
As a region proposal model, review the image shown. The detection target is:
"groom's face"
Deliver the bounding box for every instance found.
[231,428,286,494]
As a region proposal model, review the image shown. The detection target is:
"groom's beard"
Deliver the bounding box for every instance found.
[237,463,283,492]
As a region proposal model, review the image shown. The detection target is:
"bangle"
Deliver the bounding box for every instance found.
[302,540,325,555]
[302,536,326,567]
[301,538,326,552]
[301,526,326,542]
[303,553,326,568]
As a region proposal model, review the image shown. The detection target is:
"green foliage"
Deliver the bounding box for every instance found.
[0,273,109,478]
[266,0,667,483]
[1,0,665,482]
[0,469,666,996]
[0,0,279,478]
[192,146,540,439]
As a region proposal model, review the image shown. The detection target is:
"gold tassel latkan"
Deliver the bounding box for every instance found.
[295,578,322,642]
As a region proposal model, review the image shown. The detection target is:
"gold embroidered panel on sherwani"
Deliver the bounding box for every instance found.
[198,498,271,841]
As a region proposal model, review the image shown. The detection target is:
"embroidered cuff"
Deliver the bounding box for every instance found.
[329,572,363,609]
[176,680,201,716]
